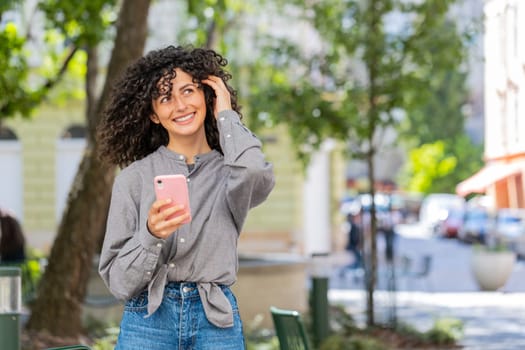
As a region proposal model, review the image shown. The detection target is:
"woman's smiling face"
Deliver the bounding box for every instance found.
[150,68,208,142]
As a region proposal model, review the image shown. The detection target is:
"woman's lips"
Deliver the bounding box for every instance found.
[174,113,194,124]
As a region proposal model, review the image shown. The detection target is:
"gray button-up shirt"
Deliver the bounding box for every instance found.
[98,110,275,327]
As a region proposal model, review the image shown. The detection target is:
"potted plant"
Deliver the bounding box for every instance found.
[470,242,516,291]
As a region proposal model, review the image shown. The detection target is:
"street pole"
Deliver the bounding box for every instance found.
[310,253,330,347]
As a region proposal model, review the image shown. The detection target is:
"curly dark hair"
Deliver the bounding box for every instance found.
[0,210,26,262]
[97,45,242,168]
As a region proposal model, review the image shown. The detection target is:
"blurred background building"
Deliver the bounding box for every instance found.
[456,0,525,210]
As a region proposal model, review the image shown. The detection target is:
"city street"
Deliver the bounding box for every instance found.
[329,223,525,350]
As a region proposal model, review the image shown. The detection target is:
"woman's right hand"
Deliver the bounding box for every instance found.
[202,75,232,118]
[147,199,190,239]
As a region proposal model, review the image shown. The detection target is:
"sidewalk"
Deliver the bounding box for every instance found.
[329,289,525,350]
[328,225,525,350]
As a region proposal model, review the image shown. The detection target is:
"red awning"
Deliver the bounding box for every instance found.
[456,161,523,197]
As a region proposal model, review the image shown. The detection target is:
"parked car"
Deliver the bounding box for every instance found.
[419,193,466,236]
[457,207,492,243]
[435,208,465,238]
[489,208,525,257]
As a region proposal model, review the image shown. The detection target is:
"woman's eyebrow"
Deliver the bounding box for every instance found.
[178,83,198,91]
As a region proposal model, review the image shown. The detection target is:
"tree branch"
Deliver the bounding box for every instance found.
[43,44,79,90]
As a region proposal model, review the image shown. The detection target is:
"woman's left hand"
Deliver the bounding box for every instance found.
[202,75,232,118]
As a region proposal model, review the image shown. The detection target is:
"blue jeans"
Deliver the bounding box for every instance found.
[116,282,245,350]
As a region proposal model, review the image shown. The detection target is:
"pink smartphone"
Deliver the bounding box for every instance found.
[154,174,191,224]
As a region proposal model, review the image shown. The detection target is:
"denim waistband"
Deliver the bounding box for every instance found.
[164,281,230,295]
[166,281,197,291]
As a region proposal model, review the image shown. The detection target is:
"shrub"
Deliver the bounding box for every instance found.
[320,334,386,350]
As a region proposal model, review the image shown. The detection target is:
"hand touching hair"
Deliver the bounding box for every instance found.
[96,45,242,168]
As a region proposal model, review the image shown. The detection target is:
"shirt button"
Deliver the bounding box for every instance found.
[219,117,225,121]
[180,238,185,243]
[179,155,184,160]
[156,243,162,248]
[169,263,175,268]
[146,271,152,275]
[186,178,190,183]
[226,134,231,138]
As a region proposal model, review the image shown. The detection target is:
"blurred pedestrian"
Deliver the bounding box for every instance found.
[340,212,363,277]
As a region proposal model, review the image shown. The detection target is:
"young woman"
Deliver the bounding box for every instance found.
[97,45,275,349]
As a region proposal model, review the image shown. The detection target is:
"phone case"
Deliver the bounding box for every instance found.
[154,174,191,224]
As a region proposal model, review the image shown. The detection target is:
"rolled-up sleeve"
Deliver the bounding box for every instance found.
[217,110,275,231]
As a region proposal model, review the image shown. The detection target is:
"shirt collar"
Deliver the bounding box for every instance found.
[158,145,219,164]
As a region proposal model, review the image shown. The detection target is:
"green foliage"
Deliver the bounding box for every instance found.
[395,317,464,346]
[89,325,119,350]
[399,69,469,146]
[0,0,23,13]
[320,334,386,350]
[426,317,464,344]
[0,257,44,304]
[183,0,255,52]
[318,298,463,349]
[319,305,387,349]
[245,337,279,350]
[401,141,457,193]
[399,136,483,194]
[326,304,358,334]
[0,21,40,117]
[244,0,470,169]
[243,313,279,348]
[473,241,510,252]
[38,0,117,47]
[22,259,42,296]
[0,0,117,119]
[398,5,482,146]
[449,135,484,186]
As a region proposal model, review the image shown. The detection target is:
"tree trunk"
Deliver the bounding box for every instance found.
[365,150,378,327]
[365,0,381,327]
[25,0,151,339]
